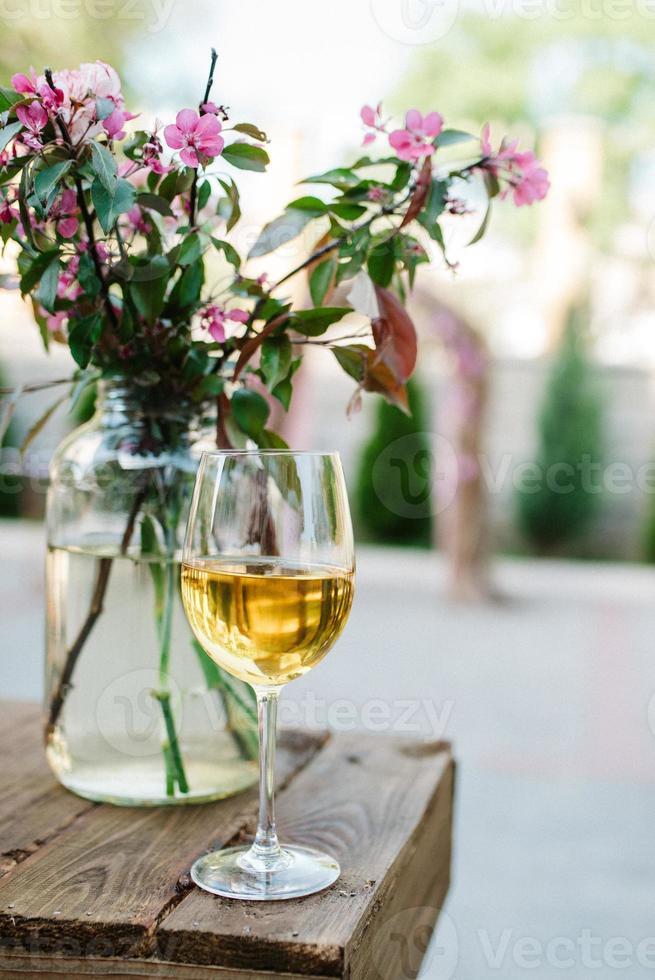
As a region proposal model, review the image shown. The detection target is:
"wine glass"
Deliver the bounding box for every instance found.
[181,450,355,900]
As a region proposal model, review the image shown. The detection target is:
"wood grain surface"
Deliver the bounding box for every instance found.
[0,702,453,979]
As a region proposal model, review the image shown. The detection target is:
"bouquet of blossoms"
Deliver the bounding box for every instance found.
[0,51,548,804]
[0,50,548,439]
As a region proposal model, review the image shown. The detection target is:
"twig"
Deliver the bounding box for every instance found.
[189,49,218,225]
[45,480,149,740]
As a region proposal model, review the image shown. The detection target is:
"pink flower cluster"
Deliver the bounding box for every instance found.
[201,305,249,343]
[361,104,443,163]
[11,61,134,149]
[479,124,549,207]
[164,109,224,169]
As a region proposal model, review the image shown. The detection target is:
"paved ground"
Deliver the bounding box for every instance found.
[2,520,655,978]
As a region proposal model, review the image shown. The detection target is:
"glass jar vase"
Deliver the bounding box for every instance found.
[45,380,258,805]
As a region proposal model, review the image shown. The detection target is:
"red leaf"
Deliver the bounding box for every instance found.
[333,343,409,414]
[372,285,418,383]
[399,157,432,230]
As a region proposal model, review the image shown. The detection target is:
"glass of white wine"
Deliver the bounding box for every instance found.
[181,450,355,900]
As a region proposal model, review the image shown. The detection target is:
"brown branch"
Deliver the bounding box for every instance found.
[232,312,290,381]
[45,481,149,740]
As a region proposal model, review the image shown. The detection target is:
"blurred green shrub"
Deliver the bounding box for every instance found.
[0,365,21,518]
[354,377,432,547]
[516,309,603,553]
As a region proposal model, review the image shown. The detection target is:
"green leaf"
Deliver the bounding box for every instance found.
[222,143,269,172]
[292,307,351,337]
[19,249,59,294]
[367,241,396,287]
[233,122,268,142]
[468,199,491,245]
[329,202,366,221]
[167,259,204,313]
[35,256,60,312]
[95,97,115,121]
[177,232,204,267]
[435,129,476,148]
[68,312,103,368]
[0,87,22,111]
[33,161,73,208]
[217,177,241,232]
[420,179,447,227]
[390,162,412,192]
[260,335,292,390]
[192,374,225,401]
[249,209,316,259]
[130,255,170,323]
[303,167,359,189]
[77,251,100,297]
[197,179,211,211]
[90,141,117,192]
[310,257,336,307]
[0,121,22,154]
[259,429,289,449]
[211,237,241,269]
[231,388,270,439]
[136,192,174,217]
[287,196,327,215]
[91,176,135,233]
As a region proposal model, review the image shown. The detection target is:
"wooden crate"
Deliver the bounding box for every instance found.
[0,701,454,979]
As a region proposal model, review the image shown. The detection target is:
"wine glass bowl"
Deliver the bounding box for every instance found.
[181,450,355,900]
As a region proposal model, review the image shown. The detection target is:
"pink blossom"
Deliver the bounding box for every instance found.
[50,61,126,144]
[478,125,550,207]
[57,256,82,301]
[164,109,224,168]
[16,101,48,150]
[0,195,18,224]
[367,185,388,203]
[142,132,171,175]
[389,109,443,163]
[360,102,386,147]
[43,309,68,335]
[11,69,38,94]
[509,151,550,206]
[103,107,136,141]
[124,205,151,235]
[201,305,249,343]
[51,188,80,239]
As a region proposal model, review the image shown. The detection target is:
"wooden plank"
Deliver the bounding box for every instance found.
[0,950,332,979]
[156,736,453,979]
[0,702,96,875]
[0,731,325,960]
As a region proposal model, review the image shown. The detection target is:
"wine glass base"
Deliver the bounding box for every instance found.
[191,844,340,901]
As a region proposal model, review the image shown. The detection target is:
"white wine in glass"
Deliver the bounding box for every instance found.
[181,450,355,900]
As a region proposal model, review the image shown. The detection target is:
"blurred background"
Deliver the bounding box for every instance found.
[3,1,655,977]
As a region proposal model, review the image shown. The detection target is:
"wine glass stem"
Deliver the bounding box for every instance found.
[240,686,288,873]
